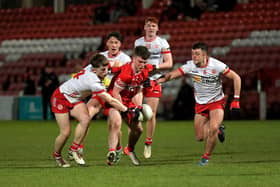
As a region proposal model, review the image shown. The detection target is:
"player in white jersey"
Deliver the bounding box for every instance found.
[132,17,173,159]
[74,32,131,163]
[156,42,241,166]
[51,54,128,168]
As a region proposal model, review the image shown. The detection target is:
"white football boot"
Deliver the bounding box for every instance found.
[69,149,86,165]
[144,144,152,159]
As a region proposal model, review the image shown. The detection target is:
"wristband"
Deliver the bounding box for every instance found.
[234,95,240,100]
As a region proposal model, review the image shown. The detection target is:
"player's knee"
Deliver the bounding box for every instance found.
[209,126,219,136]
[110,121,122,131]
[79,116,91,127]
[61,128,71,138]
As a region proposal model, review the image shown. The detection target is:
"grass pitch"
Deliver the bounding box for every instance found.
[0,120,280,187]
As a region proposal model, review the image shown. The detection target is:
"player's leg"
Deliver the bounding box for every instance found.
[199,109,224,166]
[194,114,209,141]
[69,98,103,161]
[69,103,91,165]
[144,97,159,158]
[106,108,122,165]
[126,121,143,166]
[87,97,102,118]
[53,113,71,167]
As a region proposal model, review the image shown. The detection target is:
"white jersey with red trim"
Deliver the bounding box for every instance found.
[179,57,228,104]
[59,69,105,103]
[84,51,131,71]
[84,51,131,86]
[100,50,131,65]
[134,36,170,80]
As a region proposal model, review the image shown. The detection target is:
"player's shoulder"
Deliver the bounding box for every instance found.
[135,37,145,44]
[209,57,226,66]
[117,64,132,82]
[99,51,108,57]
[119,51,131,59]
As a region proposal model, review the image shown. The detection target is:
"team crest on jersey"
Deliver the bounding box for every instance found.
[58,104,63,110]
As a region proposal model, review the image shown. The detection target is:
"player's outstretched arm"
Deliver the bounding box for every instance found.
[156,69,182,84]
[98,92,127,112]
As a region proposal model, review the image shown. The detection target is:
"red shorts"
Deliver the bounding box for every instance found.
[103,97,136,116]
[195,98,225,118]
[51,88,83,113]
[143,80,162,98]
[91,95,106,108]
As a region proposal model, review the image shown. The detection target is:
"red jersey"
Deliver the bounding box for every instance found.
[108,62,150,101]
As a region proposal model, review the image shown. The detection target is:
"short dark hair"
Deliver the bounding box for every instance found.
[192,42,208,54]
[106,31,123,43]
[133,46,151,60]
[89,54,108,68]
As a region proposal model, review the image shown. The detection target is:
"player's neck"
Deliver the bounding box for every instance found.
[108,51,120,58]
[145,35,156,42]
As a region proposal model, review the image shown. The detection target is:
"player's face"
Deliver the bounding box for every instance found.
[133,56,147,72]
[106,37,121,56]
[93,65,109,80]
[191,49,207,67]
[144,21,158,37]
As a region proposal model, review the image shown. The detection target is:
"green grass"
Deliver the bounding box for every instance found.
[0,120,280,187]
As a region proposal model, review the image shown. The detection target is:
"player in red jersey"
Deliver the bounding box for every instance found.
[50,54,128,167]
[105,46,155,166]
[69,32,131,161]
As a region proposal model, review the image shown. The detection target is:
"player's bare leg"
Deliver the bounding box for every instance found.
[69,103,91,165]
[144,97,159,158]
[69,98,102,161]
[53,113,71,167]
[194,114,209,141]
[126,122,143,166]
[107,108,122,165]
[199,109,224,166]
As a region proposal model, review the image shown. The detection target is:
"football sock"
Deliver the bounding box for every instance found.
[145,137,153,145]
[109,148,116,152]
[127,146,134,152]
[116,146,122,151]
[53,152,61,158]
[202,153,211,160]
[70,142,80,151]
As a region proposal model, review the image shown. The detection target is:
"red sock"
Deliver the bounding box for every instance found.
[127,146,134,152]
[116,146,122,151]
[79,144,84,149]
[202,153,211,159]
[53,152,61,158]
[70,142,80,151]
[109,148,116,152]
[145,137,153,145]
